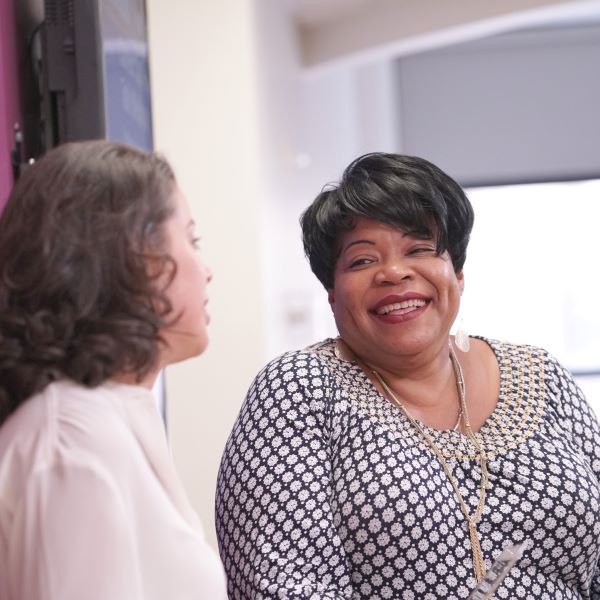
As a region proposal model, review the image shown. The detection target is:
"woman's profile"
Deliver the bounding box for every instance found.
[0,140,226,599]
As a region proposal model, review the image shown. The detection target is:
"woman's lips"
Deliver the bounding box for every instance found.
[370,293,430,323]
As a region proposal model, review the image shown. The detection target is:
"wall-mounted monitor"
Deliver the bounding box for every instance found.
[41,0,153,152]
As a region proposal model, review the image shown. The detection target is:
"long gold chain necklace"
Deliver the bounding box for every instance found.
[369,343,489,583]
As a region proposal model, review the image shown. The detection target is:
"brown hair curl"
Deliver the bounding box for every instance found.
[0,140,177,425]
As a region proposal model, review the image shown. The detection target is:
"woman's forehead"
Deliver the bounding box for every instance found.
[337,217,436,242]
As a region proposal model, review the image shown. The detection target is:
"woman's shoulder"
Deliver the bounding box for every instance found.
[474,335,558,366]
[254,338,340,383]
[0,380,145,486]
[0,381,89,450]
[474,335,580,398]
[240,338,344,418]
[3,378,138,428]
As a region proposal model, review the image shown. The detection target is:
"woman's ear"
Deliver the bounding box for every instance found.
[457,271,465,295]
[327,288,335,309]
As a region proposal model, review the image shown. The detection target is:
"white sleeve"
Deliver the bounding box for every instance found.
[8,461,143,600]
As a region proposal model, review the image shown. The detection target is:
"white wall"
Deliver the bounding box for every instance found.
[146,0,266,548]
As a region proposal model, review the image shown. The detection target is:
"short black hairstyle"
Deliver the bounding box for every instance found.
[300,153,474,289]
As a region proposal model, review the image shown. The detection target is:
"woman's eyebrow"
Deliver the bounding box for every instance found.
[342,239,375,254]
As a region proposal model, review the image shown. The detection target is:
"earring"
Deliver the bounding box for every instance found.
[454,316,470,352]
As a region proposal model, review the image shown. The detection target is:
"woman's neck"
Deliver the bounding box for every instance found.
[345,337,464,429]
[111,369,159,390]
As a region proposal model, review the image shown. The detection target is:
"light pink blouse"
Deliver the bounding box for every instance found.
[0,380,226,600]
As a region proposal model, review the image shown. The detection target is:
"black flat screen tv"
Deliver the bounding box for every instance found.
[41,0,153,152]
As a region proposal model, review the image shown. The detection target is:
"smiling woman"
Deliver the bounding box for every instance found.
[216,153,600,599]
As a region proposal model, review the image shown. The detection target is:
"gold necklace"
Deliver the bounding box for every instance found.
[370,343,488,583]
[452,406,463,431]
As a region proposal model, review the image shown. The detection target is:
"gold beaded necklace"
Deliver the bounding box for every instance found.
[369,343,489,583]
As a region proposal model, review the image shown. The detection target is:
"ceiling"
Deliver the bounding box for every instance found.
[286,0,600,29]
[285,0,374,27]
[285,0,600,72]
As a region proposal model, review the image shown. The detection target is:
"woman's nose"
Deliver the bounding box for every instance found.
[374,260,411,285]
[205,264,213,283]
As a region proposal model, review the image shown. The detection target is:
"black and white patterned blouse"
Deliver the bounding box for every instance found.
[216,338,600,599]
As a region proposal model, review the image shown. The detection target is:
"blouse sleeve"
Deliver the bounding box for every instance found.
[9,460,143,600]
[216,351,354,599]
[545,351,600,477]
[544,351,600,596]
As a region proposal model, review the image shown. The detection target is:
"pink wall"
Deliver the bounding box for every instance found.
[0,0,21,213]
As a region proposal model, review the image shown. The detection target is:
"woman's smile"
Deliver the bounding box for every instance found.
[371,293,430,322]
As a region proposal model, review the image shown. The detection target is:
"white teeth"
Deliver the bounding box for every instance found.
[376,299,426,315]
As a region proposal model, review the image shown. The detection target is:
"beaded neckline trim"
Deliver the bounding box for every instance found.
[314,337,545,460]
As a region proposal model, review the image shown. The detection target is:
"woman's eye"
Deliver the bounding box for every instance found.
[349,257,374,268]
[408,246,435,255]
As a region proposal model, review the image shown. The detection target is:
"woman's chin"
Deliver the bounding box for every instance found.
[163,334,209,366]
[186,336,209,361]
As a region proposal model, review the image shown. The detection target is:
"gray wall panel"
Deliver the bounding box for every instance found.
[397,26,600,186]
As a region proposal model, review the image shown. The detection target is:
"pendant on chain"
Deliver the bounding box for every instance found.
[365,341,489,584]
[468,520,486,583]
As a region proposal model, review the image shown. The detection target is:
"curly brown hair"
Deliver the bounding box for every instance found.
[0,140,178,425]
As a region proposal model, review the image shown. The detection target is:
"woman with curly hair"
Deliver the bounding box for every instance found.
[0,140,225,599]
